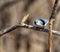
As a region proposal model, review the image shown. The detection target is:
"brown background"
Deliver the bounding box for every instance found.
[0,0,60,52]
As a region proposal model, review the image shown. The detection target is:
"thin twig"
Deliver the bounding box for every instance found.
[21,14,29,23]
[49,0,58,52]
[0,23,60,36]
[49,19,53,52]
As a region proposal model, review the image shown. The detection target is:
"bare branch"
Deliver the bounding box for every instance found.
[21,14,29,23]
[0,23,60,37]
[49,0,58,52]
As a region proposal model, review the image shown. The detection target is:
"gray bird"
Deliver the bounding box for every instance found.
[34,19,49,28]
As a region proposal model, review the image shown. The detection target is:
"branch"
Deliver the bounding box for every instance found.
[21,14,29,23]
[49,0,58,52]
[0,23,60,36]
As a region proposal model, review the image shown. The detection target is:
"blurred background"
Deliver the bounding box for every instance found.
[0,0,60,52]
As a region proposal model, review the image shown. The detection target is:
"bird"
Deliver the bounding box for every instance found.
[34,19,49,28]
